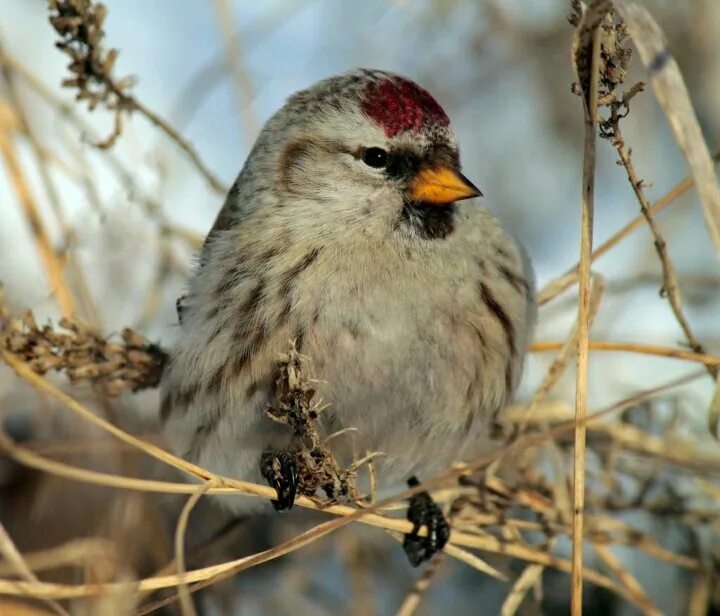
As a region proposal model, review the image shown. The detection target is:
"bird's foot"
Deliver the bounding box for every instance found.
[402,476,450,567]
[260,449,298,511]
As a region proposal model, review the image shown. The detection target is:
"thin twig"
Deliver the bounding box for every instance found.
[570,4,604,612]
[530,340,720,366]
[0,522,69,616]
[174,481,217,616]
[593,543,661,615]
[538,148,720,305]
[0,100,76,318]
[395,552,446,616]
[128,96,227,195]
[614,3,720,256]
[47,0,227,195]
[212,0,258,147]
[501,562,546,615]
[611,125,717,379]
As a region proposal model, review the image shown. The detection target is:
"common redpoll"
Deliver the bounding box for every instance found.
[160,69,535,564]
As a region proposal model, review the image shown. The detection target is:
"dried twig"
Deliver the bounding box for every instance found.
[174,481,217,616]
[593,543,661,615]
[0,333,707,612]
[614,3,720,257]
[500,562,546,615]
[537,147,720,305]
[530,340,720,367]
[48,0,226,194]
[266,342,357,502]
[0,106,76,317]
[395,550,446,616]
[211,0,258,146]
[596,72,717,378]
[0,522,69,616]
[569,2,606,612]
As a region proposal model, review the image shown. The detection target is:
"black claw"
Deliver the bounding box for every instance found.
[260,450,298,511]
[402,475,450,567]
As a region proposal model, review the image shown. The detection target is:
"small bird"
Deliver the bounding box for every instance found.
[160,69,535,565]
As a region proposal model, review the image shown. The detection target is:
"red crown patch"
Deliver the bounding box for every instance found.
[361,76,450,138]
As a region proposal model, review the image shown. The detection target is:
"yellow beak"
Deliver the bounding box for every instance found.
[409,166,482,205]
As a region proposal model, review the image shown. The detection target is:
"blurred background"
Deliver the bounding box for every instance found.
[1,0,719,614]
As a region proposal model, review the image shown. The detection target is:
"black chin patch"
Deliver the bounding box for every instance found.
[398,201,456,240]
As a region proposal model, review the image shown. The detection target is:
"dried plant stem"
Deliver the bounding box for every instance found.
[444,544,507,580]
[0,511,633,608]
[0,538,117,577]
[0,48,215,246]
[519,275,605,434]
[47,0,226,196]
[0,345,703,613]
[593,543,661,616]
[537,148,720,305]
[0,3,716,612]
[709,375,720,437]
[688,569,713,616]
[395,551,445,616]
[0,349,208,482]
[571,14,603,615]
[0,40,71,238]
[614,4,720,257]
[212,0,258,146]
[501,562,546,615]
[127,95,227,195]
[612,126,717,379]
[588,149,720,266]
[530,340,720,366]
[0,522,69,616]
[174,481,216,616]
[0,45,99,325]
[0,109,76,318]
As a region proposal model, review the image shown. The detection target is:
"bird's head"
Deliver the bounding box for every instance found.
[249,69,481,242]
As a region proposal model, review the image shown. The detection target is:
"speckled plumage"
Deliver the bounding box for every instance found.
[160,69,535,512]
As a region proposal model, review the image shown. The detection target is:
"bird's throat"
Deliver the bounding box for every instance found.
[398,201,456,240]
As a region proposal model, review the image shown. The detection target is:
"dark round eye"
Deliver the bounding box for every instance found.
[361,147,388,169]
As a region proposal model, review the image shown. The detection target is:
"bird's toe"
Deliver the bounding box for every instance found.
[402,475,450,567]
[260,449,298,511]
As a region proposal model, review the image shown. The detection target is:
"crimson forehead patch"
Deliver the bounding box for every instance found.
[361,76,450,137]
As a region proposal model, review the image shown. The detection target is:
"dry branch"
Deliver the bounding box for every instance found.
[569,2,606,612]
[0,105,76,318]
[48,0,226,194]
[614,2,720,257]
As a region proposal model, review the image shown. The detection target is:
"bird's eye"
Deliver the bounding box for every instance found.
[361,147,388,169]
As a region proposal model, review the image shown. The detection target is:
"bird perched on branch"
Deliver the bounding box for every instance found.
[161,69,535,565]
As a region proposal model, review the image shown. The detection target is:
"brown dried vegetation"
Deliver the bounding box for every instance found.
[0,306,166,397]
[265,343,357,503]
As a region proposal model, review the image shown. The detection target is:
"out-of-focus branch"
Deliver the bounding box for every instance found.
[612,128,716,379]
[212,0,259,147]
[614,3,720,258]
[580,2,719,381]
[0,39,100,325]
[0,48,206,250]
[48,0,227,195]
[569,1,609,612]
[0,99,76,318]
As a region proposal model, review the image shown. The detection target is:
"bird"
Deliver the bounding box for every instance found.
[160,69,535,565]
